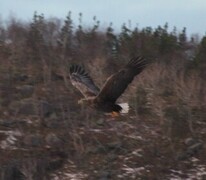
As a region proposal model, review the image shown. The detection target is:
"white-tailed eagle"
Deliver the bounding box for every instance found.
[69,56,148,116]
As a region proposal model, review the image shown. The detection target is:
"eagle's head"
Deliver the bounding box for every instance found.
[78,97,95,106]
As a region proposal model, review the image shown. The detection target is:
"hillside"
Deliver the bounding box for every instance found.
[0,13,206,179]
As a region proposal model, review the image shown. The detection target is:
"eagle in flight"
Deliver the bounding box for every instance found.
[69,56,148,116]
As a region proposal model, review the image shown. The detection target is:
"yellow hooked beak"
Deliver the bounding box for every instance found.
[78,99,85,105]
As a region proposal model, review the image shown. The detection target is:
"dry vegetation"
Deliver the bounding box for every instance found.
[0,12,206,179]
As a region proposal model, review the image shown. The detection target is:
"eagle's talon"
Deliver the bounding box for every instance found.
[111,111,120,118]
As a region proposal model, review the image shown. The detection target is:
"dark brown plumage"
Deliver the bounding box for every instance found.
[69,56,149,114]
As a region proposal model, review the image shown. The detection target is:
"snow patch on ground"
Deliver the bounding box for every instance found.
[0,129,22,149]
[169,158,206,180]
[50,160,88,180]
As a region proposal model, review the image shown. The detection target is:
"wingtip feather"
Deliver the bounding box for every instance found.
[127,56,149,69]
[70,64,87,76]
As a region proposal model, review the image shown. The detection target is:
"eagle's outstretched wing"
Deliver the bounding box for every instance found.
[95,56,148,103]
[69,64,100,98]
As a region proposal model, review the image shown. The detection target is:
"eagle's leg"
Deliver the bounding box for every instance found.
[111,111,120,117]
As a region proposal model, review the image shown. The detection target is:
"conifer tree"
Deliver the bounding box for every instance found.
[58,11,73,58]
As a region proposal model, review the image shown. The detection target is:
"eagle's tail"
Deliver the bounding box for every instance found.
[118,103,129,114]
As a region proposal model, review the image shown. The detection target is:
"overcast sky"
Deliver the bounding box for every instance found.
[0,0,205,36]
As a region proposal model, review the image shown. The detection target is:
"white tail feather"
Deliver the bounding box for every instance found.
[118,103,129,114]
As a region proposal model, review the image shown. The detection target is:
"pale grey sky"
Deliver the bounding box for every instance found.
[0,0,205,36]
